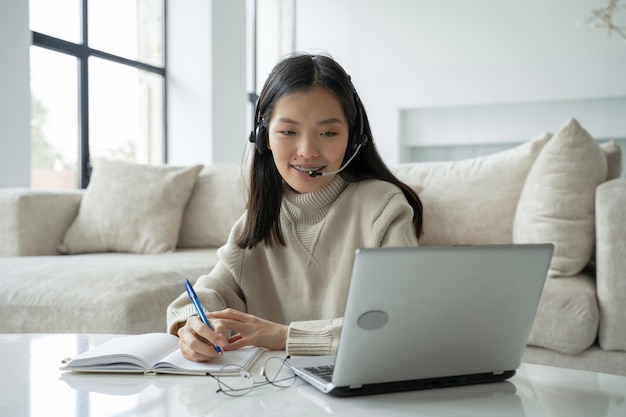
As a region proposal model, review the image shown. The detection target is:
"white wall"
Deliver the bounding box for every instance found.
[0,1,31,187]
[4,1,624,186]
[167,0,248,166]
[211,0,248,164]
[294,0,626,165]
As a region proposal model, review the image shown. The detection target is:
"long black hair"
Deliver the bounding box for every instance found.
[237,53,423,249]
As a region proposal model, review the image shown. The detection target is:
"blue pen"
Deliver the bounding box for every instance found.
[184,279,222,353]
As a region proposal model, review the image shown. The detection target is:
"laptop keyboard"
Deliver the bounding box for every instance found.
[305,365,335,382]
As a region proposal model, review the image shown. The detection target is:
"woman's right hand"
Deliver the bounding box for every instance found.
[177,316,228,362]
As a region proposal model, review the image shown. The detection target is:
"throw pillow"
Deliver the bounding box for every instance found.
[59,160,202,254]
[600,140,623,180]
[393,132,551,246]
[513,118,607,277]
[528,272,599,354]
[178,164,248,248]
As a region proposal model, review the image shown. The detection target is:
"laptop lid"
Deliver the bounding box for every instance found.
[289,243,554,396]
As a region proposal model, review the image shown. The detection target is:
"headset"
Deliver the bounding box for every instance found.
[248,89,369,165]
[248,101,268,155]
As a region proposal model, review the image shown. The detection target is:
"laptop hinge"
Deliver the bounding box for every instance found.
[349,385,363,390]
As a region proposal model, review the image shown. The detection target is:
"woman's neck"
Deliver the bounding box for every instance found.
[283,176,349,224]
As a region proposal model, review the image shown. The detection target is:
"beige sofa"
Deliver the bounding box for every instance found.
[1,118,624,376]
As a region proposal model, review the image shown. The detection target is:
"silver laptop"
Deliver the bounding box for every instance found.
[287,244,554,396]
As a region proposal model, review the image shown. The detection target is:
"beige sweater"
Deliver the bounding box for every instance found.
[166,176,418,355]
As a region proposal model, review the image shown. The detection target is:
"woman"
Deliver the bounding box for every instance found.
[167,53,423,361]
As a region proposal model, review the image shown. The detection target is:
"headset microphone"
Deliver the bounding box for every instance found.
[308,144,362,177]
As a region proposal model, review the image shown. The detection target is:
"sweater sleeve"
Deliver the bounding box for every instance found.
[166,219,248,335]
[165,262,247,335]
[286,318,343,356]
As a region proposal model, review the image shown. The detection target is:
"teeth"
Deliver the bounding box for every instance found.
[294,165,324,173]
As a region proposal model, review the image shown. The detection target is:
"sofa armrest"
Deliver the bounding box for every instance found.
[0,188,83,256]
[596,178,626,351]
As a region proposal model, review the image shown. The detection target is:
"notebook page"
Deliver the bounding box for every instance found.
[154,346,263,375]
[62,333,179,370]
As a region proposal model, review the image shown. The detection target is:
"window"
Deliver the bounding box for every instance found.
[29,0,166,189]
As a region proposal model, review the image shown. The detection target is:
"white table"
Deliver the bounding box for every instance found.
[1,334,625,417]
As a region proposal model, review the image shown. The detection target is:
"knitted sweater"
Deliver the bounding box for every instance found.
[166,176,418,355]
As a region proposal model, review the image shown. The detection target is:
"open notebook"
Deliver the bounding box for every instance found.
[288,244,554,396]
[60,333,262,376]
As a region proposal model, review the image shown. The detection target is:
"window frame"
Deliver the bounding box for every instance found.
[31,0,167,188]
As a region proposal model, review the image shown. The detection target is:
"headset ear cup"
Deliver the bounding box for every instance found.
[255,124,267,154]
[359,133,369,148]
[351,91,368,152]
[350,130,358,152]
[349,131,368,153]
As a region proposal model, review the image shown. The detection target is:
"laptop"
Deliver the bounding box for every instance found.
[287,244,554,396]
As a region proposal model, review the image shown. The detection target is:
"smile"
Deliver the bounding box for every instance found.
[292,165,325,174]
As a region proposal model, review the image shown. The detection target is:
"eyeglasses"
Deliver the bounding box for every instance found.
[210,356,296,397]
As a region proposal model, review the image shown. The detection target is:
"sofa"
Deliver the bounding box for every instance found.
[1,118,625,376]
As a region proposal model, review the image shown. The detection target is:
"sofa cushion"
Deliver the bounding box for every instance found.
[513,118,607,277]
[0,249,219,334]
[528,272,599,354]
[0,189,82,256]
[393,132,551,246]
[601,140,623,180]
[59,160,202,254]
[178,164,248,248]
[596,179,626,351]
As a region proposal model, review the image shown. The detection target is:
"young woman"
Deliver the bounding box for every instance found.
[167,53,423,362]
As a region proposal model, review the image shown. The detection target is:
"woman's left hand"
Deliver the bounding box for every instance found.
[206,308,288,351]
